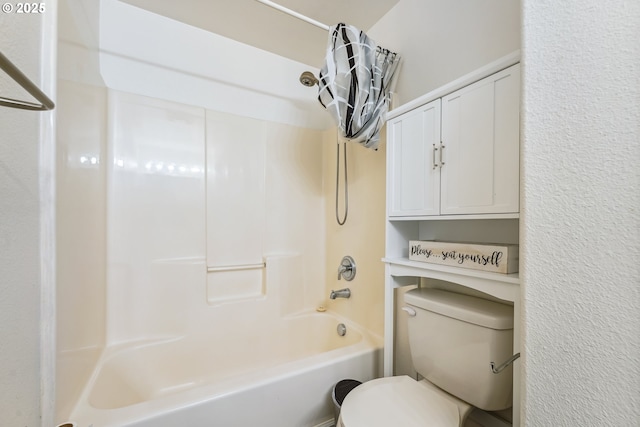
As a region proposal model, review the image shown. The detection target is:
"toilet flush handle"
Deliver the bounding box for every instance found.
[401,306,416,317]
[490,352,521,374]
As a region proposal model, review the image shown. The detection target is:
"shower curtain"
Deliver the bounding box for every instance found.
[318,23,400,150]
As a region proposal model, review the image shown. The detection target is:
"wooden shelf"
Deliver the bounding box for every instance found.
[387,213,519,221]
[383,257,519,302]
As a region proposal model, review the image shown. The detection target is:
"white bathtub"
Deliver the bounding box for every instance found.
[66,311,382,427]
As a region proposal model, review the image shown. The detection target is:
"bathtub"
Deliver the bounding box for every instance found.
[65,311,382,427]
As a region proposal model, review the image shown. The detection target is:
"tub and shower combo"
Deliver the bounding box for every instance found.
[66,310,381,427]
[56,87,383,426]
[57,2,385,426]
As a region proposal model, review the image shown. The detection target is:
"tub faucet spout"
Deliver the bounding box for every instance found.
[330,288,351,299]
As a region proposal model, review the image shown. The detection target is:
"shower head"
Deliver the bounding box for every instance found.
[299,71,318,87]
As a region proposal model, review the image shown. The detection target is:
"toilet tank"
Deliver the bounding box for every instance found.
[404,288,514,411]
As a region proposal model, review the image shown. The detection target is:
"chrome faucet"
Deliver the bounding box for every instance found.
[330,288,351,299]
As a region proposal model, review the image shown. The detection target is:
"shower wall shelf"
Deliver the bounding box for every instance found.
[0,51,55,111]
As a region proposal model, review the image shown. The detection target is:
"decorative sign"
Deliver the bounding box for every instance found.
[409,241,519,274]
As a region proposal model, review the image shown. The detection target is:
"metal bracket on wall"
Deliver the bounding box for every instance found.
[0,51,55,111]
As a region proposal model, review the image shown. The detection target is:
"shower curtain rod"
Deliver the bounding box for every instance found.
[254,0,330,31]
[253,2,396,55]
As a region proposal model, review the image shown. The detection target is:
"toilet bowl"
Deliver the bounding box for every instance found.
[338,288,514,427]
[338,376,471,427]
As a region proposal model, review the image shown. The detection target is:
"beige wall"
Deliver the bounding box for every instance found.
[323,130,387,337]
[368,0,521,107]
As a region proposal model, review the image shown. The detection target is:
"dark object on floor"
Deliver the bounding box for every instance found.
[332,379,362,423]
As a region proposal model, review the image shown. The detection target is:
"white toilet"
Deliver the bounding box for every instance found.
[338,288,514,427]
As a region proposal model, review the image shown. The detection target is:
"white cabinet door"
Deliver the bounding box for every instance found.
[388,99,441,217]
[440,64,520,215]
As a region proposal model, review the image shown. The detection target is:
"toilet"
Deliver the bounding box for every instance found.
[338,288,514,427]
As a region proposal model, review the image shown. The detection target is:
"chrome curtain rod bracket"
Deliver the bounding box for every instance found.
[0,51,55,111]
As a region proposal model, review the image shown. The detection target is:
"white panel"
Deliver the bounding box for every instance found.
[265,255,305,316]
[56,80,107,352]
[492,66,520,212]
[443,82,494,208]
[107,91,206,344]
[263,123,323,255]
[56,80,108,421]
[98,0,329,129]
[388,99,441,217]
[399,112,427,210]
[206,270,264,303]
[263,123,324,309]
[388,118,403,213]
[205,111,265,268]
[441,64,520,215]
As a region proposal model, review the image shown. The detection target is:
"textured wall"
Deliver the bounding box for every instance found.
[0,5,53,426]
[0,71,42,426]
[521,0,640,424]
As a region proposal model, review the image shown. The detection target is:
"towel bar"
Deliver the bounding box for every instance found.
[207,262,266,273]
[0,51,55,111]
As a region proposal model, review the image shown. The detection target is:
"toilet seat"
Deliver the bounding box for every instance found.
[338,376,462,427]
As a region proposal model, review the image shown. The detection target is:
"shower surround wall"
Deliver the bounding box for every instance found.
[57,85,327,423]
[322,134,387,337]
[56,0,331,422]
[56,79,108,420]
[104,91,325,341]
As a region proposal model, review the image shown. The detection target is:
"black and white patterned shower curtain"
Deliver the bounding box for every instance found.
[318,23,401,150]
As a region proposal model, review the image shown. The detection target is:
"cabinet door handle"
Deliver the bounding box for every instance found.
[432,144,438,169]
[440,144,445,167]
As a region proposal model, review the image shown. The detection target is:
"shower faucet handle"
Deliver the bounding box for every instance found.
[337,256,356,281]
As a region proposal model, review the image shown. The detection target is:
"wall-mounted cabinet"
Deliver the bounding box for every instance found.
[387,99,441,216]
[383,52,522,426]
[387,63,520,219]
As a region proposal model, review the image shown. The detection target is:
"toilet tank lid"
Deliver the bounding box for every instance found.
[405,288,514,330]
